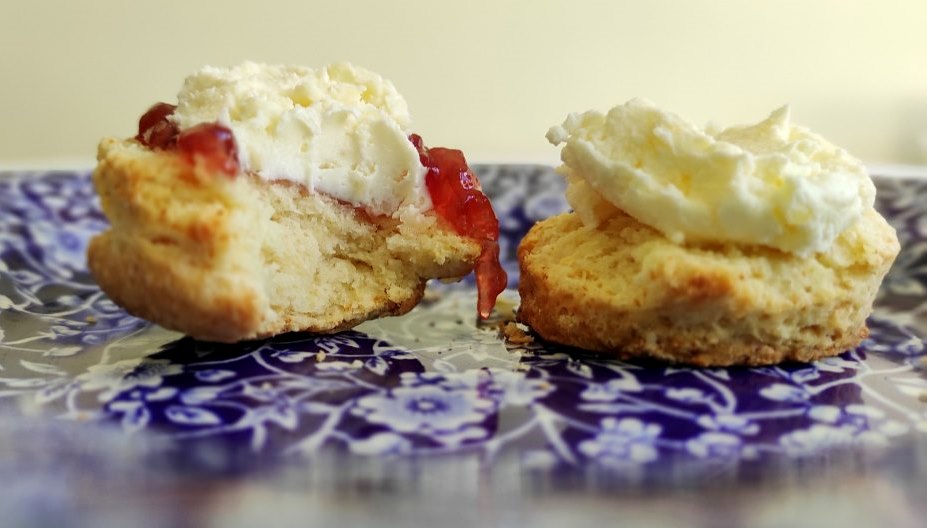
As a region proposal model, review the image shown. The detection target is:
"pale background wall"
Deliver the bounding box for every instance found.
[1,0,926,168]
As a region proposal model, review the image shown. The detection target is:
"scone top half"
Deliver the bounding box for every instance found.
[519,99,900,366]
[89,62,506,342]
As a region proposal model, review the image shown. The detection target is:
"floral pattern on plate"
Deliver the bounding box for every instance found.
[0,167,925,474]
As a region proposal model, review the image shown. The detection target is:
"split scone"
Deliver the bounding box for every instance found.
[89,63,506,343]
[519,99,899,366]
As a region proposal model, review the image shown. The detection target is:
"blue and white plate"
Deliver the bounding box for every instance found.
[1,167,926,525]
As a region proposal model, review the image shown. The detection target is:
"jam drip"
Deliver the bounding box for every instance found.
[411,134,507,318]
[136,102,240,177]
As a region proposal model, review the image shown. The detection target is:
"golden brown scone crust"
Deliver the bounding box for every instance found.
[517,209,899,367]
[89,138,479,342]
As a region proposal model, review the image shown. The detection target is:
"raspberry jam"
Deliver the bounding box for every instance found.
[411,134,507,318]
[136,102,239,177]
[176,123,240,176]
[136,102,178,149]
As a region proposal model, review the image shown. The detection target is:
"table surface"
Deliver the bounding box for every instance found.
[1,166,926,528]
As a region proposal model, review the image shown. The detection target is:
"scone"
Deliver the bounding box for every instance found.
[89,62,506,343]
[519,99,900,366]
[519,209,898,366]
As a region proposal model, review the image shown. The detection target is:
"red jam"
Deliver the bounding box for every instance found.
[410,134,507,318]
[176,123,240,176]
[136,102,239,177]
[136,102,178,148]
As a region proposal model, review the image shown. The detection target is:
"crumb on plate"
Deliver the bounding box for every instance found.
[501,321,534,346]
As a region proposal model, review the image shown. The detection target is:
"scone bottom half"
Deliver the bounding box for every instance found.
[517,210,900,367]
[87,103,506,343]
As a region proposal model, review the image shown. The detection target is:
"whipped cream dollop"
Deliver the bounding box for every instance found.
[172,62,430,217]
[546,99,876,255]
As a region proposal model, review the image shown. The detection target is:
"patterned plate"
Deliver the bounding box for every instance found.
[1,167,926,522]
